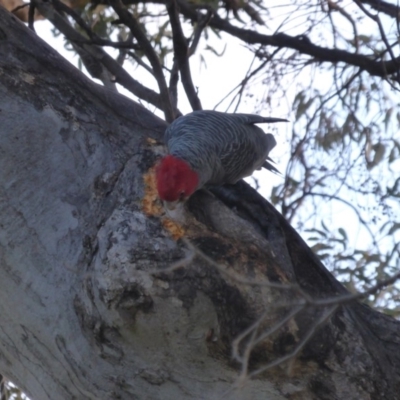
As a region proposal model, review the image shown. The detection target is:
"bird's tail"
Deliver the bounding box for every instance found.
[262,158,280,174]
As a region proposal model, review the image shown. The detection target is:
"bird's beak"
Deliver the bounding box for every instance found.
[163,200,180,210]
[163,200,186,222]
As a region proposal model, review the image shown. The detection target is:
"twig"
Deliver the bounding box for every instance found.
[248,304,338,378]
[28,1,35,31]
[149,247,196,274]
[312,269,400,306]
[188,9,213,57]
[327,0,359,52]
[163,237,400,305]
[127,51,154,74]
[181,238,296,290]
[80,37,140,50]
[213,47,281,111]
[232,304,305,363]
[354,0,400,87]
[286,191,377,248]
[11,3,29,13]
[236,317,260,387]
[51,0,96,40]
[358,0,400,20]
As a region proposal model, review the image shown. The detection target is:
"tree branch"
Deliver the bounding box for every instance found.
[166,0,202,111]
[109,0,175,121]
[49,0,142,50]
[127,51,154,74]
[188,9,213,57]
[168,61,180,111]
[33,0,163,107]
[359,0,400,19]
[354,0,400,85]
[28,1,35,31]
[121,0,400,82]
[173,0,400,82]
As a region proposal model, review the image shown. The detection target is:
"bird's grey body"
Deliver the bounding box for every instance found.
[164,110,284,188]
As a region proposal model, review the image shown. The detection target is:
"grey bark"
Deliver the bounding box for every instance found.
[0,6,399,400]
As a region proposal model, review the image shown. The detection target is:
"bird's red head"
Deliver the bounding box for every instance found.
[156,155,199,202]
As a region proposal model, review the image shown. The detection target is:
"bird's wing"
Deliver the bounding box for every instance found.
[217,141,248,183]
[218,137,276,183]
[164,112,287,144]
[216,122,279,183]
[164,122,182,144]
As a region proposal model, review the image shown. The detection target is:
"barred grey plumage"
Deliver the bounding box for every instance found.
[164,110,286,188]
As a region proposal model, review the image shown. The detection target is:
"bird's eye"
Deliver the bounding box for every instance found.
[179,191,185,201]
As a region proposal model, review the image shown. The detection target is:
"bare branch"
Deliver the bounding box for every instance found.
[109,0,175,121]
[233,48,283,112]
[11,3,29,14]
[33,0,163,107]
[51,0,142,50]
[127,51,154,74]
[168,60,180,111]
[232,304,305,364]
[248,305,338,378]
[181,238,295,289]
[327,0,359,52]
[28,1,35,31]
[80,37,141,50]
[354,0,400,85]
[312,268,400,307]
[188,9,213,57]
[51,0,97,40]
[166,0,202,111]
[359,0,400,19]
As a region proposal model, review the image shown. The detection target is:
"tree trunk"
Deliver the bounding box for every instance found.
[0,7,399,400]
